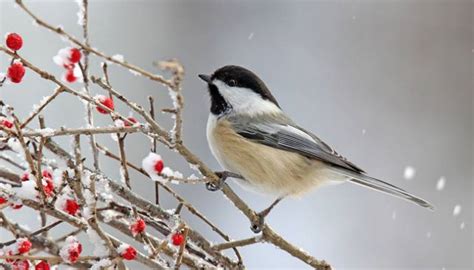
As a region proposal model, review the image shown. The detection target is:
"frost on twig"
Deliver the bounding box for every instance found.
[0,1,332,269]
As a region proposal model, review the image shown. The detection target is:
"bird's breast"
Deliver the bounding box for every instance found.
[206,115,337,196]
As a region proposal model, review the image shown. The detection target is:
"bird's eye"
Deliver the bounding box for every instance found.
[228,79,237,87]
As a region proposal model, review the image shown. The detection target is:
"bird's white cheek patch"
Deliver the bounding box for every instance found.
[213,80,281,116]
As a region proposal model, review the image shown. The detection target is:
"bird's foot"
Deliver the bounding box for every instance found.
[206,171,241,191]
[250,197,283,233]
[250,212,266,233]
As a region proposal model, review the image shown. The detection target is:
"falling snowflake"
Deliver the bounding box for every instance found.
[248,32,254,40]
[453,205,462,216]
[403,166,416,180]
[436,177,446,191]
[460,222,465,230]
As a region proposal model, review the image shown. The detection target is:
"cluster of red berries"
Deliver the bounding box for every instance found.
[53,47,82,83]
[4,238,32,269]
[40,170,55,197]
[3,33,140,127]
[21,170,79,215]
[4,33,140,124]
[1,32,150,266]
[4,33,26,84]
[0,169,59,210]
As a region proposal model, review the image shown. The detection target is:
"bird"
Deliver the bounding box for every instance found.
[198,65,434,233]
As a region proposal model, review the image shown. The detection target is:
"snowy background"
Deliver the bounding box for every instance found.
[0,0,473,269]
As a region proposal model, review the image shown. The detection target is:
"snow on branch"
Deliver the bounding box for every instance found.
[0,0,331,269]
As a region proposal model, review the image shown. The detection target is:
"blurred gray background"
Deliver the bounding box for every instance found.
[1,0,472,269]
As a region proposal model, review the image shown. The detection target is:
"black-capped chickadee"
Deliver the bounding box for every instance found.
[199,65,433,233]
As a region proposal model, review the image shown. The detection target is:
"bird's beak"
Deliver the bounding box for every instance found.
[198,74,212,83]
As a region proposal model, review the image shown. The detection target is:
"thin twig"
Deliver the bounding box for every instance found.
[213,236,262,251]
[15,0,173,88]
[174,226,188,269]
[0,220,62,248]
[37,115,47,231]
[0,255,99,262]
[20,86,64,128]
[149,96,160,204]
[17,125,145,138]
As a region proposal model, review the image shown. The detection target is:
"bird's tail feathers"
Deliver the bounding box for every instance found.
[332,167,434,210]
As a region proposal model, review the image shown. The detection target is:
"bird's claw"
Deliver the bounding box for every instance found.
[205,181,222,191]
[250,213,265,234]
[205,171,228,191]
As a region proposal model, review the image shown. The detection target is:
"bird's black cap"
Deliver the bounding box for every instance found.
[198,65,280,107]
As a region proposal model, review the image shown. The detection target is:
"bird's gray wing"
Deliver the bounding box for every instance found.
[229,117,436,209]
[230,119,365,173]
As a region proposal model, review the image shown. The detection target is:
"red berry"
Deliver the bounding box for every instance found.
[17,239,32,254]
[130,218,146,235]
[5,250,14,263]
[68,249,80,263]
[6,33,23,51]
[69,48,81,63]
[12,260,29,270]
[11,203,22,209]
[154,160,164,174]
[43,178,54,197]
[63,241,82,263]
[35,261,50,270]
[64,199,79,216]
[7,62,26,83]
[121,246,137,260]
[95,96,114,114]
[1,119,13,128]
[64,68,77,83]
[42,169,53,179]
[0,197,7,204]
[171,232,185,246]
[124,117,138,127]
[21,172,29,181]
